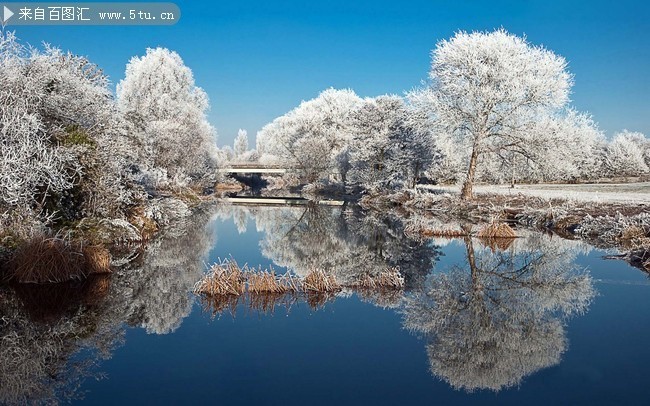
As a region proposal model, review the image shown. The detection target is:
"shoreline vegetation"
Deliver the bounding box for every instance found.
[355,187,650,272]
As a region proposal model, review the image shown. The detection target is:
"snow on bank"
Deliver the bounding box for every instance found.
[438,183,650,205]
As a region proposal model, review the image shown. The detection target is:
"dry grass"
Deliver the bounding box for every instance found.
[82,245,111,274]
[4,236,111,284]
[477,222,517,239]
[194,260,410,317]
[420,228,469,238]
[619,225,650,249]
[247,268,301,294]
[350,267,405,290]
[621,225,646,241]
[215,181,243,191]
[193,260,245,296]
[303,269,341,293]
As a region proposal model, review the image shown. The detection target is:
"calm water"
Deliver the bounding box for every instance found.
[1,204,649,405]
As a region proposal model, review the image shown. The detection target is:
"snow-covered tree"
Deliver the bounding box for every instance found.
[477,109,606,184]
[1,32,141,225]
[117,48,217,187]
[541,110,606,181]
[348,95,437,190]
[603,130,649,177]
[256,88,362,182]
[234,128,249,157]
[411,29,572,199]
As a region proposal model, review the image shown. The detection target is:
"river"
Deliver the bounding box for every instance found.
[1,203,649,405]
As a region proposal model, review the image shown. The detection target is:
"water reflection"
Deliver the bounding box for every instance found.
[215,204,596,391]
[401,233,595,392]
[0,203,599,403]
[220,204,440,290]
[0,204,216,404]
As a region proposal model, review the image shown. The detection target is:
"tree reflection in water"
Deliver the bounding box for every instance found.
[401,232,595,392]
[0,203,598,403]
[0,204,216,404]
[221,204,440,291]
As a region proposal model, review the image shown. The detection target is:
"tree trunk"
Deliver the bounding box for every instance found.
[461,138,481,200]
[462,225,480,289]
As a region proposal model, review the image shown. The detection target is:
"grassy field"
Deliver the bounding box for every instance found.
[440,182,650,205]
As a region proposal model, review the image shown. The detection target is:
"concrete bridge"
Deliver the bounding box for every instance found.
[218,196,344,206]
[217,164,290,174]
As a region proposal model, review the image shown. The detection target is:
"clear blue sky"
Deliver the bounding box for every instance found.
[11,0,650,146]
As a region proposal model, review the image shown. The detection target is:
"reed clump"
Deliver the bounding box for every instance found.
[420,228,469,238]
[477,222,517,239]
[303,269,341,293]
[247,267,301,294]
[193,260,245,296]
[350,267,405,290]
[4,236,111,284]
[194,259,410,317]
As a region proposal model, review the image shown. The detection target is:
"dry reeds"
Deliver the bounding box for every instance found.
[83,245,111,274]
[193,260,245,296]
[303,269,341,293]
[420,228,469,238]
[477,222,517,239]
[194,260,409,317]
[349,267,405,290]
[247,267,301,294]
[5,236,111,284]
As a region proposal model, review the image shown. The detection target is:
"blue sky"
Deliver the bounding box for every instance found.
[11,0,650,146]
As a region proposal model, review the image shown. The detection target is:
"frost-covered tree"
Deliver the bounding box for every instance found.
[256,88,362,182]
[234,128,249,157]
[348,95,437,190]
[603,130,649,177]
[478,109,606,184]
[1,32,141,227]
[412,29,572,199]
[215,145,235,166]
[540,110,606,181]
[117,48,217,187]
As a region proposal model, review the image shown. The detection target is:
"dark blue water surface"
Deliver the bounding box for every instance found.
[1,205,649,405]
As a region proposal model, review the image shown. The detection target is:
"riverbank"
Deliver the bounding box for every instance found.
[0,188,216,283]
[359,186,650,272]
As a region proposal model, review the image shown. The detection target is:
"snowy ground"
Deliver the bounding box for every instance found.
[438,182,650,205]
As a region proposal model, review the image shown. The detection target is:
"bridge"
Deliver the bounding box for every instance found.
[217,164,290,174]
[218,196,344,206]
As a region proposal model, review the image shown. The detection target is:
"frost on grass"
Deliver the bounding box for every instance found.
[193,258,405,316]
